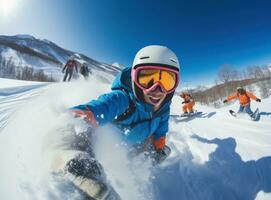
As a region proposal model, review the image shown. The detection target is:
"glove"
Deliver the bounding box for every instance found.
[153,146,171,164]
[223,99,228,103]
[72,109,98,128]
[256,98,261,102]
[66,154,102,180]
[182,101,189,104]
[181,101,186,104]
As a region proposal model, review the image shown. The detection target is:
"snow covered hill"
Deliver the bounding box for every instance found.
[0,77,270,200]
[0,35,121,80]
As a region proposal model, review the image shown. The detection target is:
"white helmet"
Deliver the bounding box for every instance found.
[132,45,180,71]
[69,55,76,60]
[131,45,180,103]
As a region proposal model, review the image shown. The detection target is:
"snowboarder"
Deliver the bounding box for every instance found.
[223,87,261,117]
[179,92,195,116]
[80,62,90,80]
[62,55,78,82]
[65,45,180,199]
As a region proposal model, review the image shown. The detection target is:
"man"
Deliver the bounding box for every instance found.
[62,55,78,82]
[60,45,180,199]
[223,87,261,116]
[179,92,195,115]
[80,62,90,80]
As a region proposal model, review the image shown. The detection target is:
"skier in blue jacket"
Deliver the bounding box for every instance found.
[72,45,180,156]
[65,45,180,199]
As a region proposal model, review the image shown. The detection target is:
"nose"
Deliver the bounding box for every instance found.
[150,83,163,92]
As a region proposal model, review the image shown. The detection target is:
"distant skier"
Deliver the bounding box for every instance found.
[179,92,195,116]
[80,62,90,80]
[64,45,180,199]
[223,87,261,116]
[62,55,78,82]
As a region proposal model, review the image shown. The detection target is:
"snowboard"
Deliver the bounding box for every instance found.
[52,129,121,200]
[171,111,202,118]
[229,108,259,121]
[70,176,120,200]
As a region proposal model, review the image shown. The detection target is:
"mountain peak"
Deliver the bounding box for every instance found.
[112,62,124,69]
[42,39,52,44]
[14,34,36,40]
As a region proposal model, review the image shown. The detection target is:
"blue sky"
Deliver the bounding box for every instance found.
[1,0,271,86]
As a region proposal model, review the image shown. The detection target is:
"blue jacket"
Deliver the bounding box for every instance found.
[72,67,171,147]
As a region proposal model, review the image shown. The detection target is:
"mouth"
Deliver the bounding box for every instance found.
[149,96,162,104]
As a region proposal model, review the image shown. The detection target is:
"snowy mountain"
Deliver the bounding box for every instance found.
[0,77,270,200]
[112,62,125,69]
[0,34,121,80]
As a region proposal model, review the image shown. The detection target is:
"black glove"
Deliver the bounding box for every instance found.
[223,99,228,103]
[182,101,189,104]
[256,98,261,102]
[181,101,186,104]
[66,154,103,180]
[153,146,171,164]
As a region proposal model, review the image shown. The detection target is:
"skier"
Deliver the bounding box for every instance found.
[179,92,195,116]
[62,55,78,82]
[223,87,261,116]
[80,62,90,80]
[65,45,180,199]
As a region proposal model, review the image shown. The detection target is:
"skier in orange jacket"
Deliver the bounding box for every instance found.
[223,87,261,116]
[179,92,195,115]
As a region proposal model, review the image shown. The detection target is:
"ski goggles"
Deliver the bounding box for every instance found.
[132,66,179,93]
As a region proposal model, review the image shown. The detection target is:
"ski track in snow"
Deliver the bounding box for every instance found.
[0,83,47,131]
[0,78,271,200]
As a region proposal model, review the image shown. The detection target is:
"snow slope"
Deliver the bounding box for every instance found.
[0,35,121,81]
[0,78,47,131]
[0,77,270,200]
[0,78,44,89]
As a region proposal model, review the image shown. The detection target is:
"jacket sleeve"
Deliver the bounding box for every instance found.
[246,91,257,100]
[62,62,68,71]
[71,90,130,125]
[186,95,194,103]
[152,112,170,150]
[227,92,238,102]
[75,62,78,72]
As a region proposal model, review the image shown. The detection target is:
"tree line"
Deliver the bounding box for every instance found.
[0,56,56,82]
[191,64,271,107]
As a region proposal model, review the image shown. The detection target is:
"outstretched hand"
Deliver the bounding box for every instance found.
[223,99,228,103]
[256,98,261,102]
[72,109,98,128]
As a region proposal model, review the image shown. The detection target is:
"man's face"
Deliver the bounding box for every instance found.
[238,89,245,95]
[143,86,167,109]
